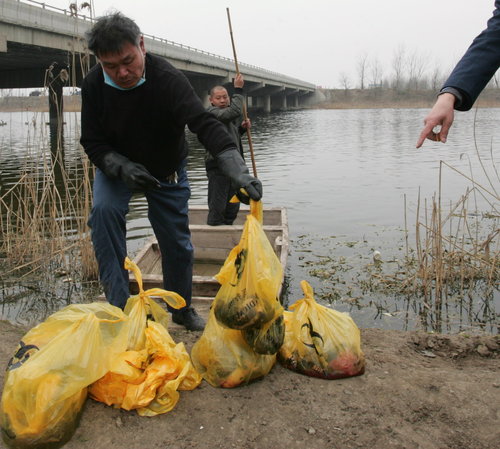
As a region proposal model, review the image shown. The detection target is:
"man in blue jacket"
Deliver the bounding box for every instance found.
[416,0,500,148]
[80,12,262,331]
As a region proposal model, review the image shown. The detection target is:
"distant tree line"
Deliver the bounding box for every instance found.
[337,45,499,91]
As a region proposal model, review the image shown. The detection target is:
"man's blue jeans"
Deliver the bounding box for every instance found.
[88,163,193,310]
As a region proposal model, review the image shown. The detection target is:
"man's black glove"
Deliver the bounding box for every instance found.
[101,152,161,192]
[215,148,262,204]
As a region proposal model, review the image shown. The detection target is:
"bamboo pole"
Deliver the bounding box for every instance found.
[226,7,258,177]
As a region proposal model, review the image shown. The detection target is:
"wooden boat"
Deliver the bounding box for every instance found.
[129,205,289,307]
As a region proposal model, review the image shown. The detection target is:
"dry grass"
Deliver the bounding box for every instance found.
[0,80,97,282]
[361,146,499,332]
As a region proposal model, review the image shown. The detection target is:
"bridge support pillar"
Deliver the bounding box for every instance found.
[263,95,271,113]
[280,95,287,110]
[199,91,210,108]
[191,85,210,108]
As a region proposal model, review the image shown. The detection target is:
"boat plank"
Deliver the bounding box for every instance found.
[188,205,283,226]
[129,206,289,302]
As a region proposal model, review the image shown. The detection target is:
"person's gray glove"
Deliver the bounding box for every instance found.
[101,152,161,192]
[215,148,262,204]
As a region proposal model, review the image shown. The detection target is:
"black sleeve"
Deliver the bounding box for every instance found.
[442,1,500,111]
[80,74,116,170]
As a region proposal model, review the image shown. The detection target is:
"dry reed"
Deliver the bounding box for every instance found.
[0,63,97,282]
[366,150,499,332]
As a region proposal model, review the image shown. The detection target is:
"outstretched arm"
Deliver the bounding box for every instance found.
[416,1,500,148]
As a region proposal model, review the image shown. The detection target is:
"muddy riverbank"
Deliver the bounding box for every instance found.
[0,319,498,449]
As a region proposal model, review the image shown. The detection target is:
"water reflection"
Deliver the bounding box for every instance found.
[0,108,498,333]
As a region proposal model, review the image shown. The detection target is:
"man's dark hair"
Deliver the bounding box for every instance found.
[85,12,141,57]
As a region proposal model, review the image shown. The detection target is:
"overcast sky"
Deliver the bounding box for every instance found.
[39,0,497,88]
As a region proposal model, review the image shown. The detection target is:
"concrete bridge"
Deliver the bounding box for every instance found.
[0,0,319,114]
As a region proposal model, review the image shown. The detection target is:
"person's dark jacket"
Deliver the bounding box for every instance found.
[441,0,500,111]
[205,88,246,169]
[80,53,234,178]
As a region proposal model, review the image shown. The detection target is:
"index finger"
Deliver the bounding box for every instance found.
[416,123,434,148]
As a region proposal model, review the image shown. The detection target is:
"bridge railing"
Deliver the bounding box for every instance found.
[19,0,315,88]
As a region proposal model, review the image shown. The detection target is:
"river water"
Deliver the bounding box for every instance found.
[0,107,498,333]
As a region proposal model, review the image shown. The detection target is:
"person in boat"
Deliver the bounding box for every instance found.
[205,73,251,225]
[416,0,500,148]
[80,12,262,331]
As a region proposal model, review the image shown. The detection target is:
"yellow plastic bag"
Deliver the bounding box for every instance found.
[191,306,276,388]
[121,257,185,350]
[278,281,365,379]
[89,257,202,416]
[0,303,128,449]
[213,201,284,330]
[89,319,202,416]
